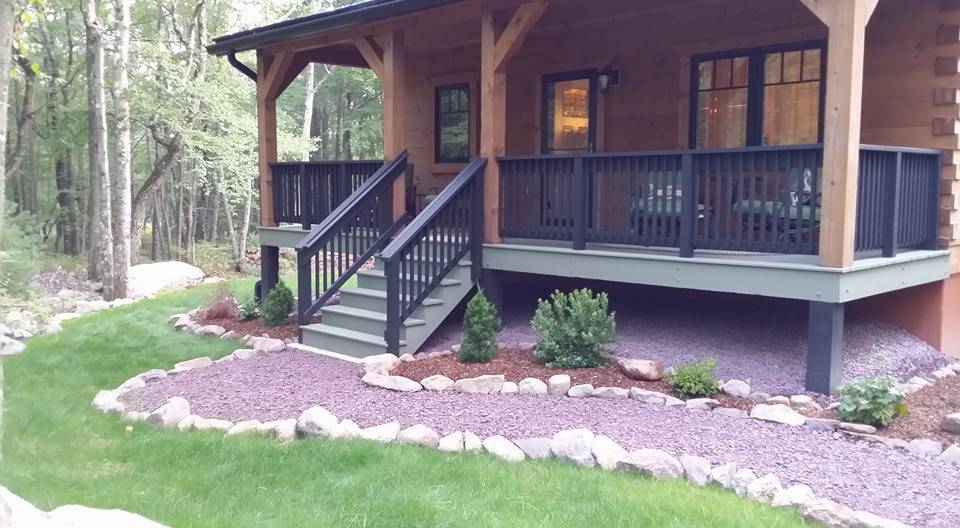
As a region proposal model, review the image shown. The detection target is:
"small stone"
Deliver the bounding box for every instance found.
[940,444,960,465]
[804,418,840,432]
[591,435,627,470]
[250,336,285,353]
[398,424,440,448]
[272,419,297,443]
[940,412,960,434]
[851,511,911,528]
[907,376,932,387]
[551,429,596,467]
[438,431,465,452]
[219,330,238,340]
[721,379,751,398]
[420,375,455,392]
[296,406,339,437]
[547,374,571,395]
[931,367,957,380]
[118,375,146,391]
[772,484,816,508]
[482,435,525,462]
[748,391,771,403]
[214,355,235,364]
[750,404,806,426]
[789,394,823,412]
[567,384,594,398]
[616,358,665,381]
[197,418,233,432]
[196,324,226,337]
[177,415,201,431]
[629,387,669,405]
[907,438,943,457]
[168,313,187,325]
[399,353,415,363]
[514,438,553,460]
[173,317,197,331]
[766,395,791,406]
[328,419,362,440]
[0,336,26,356]
[899,383,924,395]
[948,362,960,373]
[517,342,537,353]
[454,375,505,394]
[616,449,683,479]
[146,397,190,428]
[359,421,401,443]
[518,377,548,396]
[745,474,782,502]
[361,372,422,392]
[731,468,757,496]
[500,382,519,394]
[172,356,213,373]
[231,349,258,360]
[839,422,877,435]
[139,369,167,381]
[678,455,711,485]
[685,398,720,411]
[709,463,737,488]
[799,499,858,527]
[451,344,461,353]
[664,396,685,407]
[463,431,482,452]
[226,420,261,436]
[713,407,748,419]
[591,386,629,399]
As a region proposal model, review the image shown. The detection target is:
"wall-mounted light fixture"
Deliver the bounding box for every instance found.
[598,65,620,92]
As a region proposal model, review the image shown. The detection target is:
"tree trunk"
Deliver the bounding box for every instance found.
[110,0,132,297]
[0,0,15,240]
[83,0,115,297]
[237,177,253,272]
[55,153,80,254]
[302,63,315,161]
[131,130,182,262]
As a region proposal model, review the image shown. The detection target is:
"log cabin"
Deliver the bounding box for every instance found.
[208,0,960,393]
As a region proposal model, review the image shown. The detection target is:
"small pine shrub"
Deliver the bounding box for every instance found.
[237,296,260,321]
[837,376,907,427]
[260,281,294,326]
[458,289,502,364]
[201,283,237,319]
[531,288,616,369]
[667,359,720,398]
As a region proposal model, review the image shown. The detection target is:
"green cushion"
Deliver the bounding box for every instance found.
[731,200,821,222]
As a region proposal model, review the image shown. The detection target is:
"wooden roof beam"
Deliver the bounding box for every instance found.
[353,35,385,78]
[260,49,297,101]
[799,0,879,26]
[492,1,548,73]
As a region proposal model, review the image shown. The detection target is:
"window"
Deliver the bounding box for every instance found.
[435,84,470,163]
[691,43,824,149]
[542,71,597,154]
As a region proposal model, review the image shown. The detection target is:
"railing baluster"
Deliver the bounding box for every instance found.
[679,153,695,258]
[573,156,587,250]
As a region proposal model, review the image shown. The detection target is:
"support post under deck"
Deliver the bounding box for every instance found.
[806,301,844,394]
[480,269,505,316]
[259,244,280,301]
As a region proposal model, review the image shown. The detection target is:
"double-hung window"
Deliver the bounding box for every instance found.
[435,83,471,163]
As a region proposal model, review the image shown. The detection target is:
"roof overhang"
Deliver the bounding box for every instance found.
[207,0,465,56]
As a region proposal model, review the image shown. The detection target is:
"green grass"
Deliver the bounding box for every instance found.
[0,280,815,528]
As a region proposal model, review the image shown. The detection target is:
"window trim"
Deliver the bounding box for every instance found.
[434,82,472,164]
[688,40,827,149]
[540,69,599,155]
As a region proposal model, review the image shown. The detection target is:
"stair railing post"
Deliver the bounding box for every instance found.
[470,165,484,282]
[384,257,401,356]
[338,161,350,202]
[926,151,942,250]
[299,163,311,231]
[573,156,587,250]
[296,249,311,326]
[882,151,902,258]
[679,152,696,258]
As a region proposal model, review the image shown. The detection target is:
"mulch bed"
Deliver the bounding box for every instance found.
[391,348,753,410]
[815,375,960,445]
[194,310,319,343]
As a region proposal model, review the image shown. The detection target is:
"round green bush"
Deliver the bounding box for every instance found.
[666,359,720,398]
[458,289,502,364]
[531,288,616,369]
[260,281,294,326]
[837,376,907,427]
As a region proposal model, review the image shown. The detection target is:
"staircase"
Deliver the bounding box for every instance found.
[293,154,487,359]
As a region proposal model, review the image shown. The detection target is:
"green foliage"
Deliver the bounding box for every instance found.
[531,289,616,369]
[260,281,294,326]
[837,376,907,427]
[237,296,260,321]
[667,360,721,398]
[458,289,502,364]
[0,205,42,297]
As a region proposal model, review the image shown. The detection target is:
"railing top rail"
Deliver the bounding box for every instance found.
[380,155,486,261]
[294,151,407,251]
[858,144,942,155]
[270,159,383,167]
[497,144,825,162]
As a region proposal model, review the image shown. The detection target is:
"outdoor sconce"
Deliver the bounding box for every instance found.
[598,66,620,92]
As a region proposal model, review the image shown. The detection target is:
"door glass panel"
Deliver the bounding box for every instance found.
[695,56,749,148]
[544,78,592,153]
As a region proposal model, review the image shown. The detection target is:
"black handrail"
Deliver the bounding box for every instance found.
[294,152,410,325]
[380,156,487,355]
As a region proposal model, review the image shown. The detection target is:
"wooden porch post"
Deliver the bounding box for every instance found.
[480,1,548,243]
[800,0,879,268]
[257,51,280,228]
[382,31,408,220]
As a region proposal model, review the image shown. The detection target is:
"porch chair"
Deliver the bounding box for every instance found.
[628,181,707,237]
[730,167,821,245]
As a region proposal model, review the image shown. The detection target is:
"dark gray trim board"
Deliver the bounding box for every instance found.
[807,301,844,393]
[482,243,950,303]
[260,225,312,248]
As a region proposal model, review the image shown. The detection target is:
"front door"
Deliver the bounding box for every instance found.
[541,70,597,229]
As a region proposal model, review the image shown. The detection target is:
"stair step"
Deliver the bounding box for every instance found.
[341,287,444,304]
[322,305,425,327]
[300,323,405,357]
[373,256,471,270]
[339,287,444,313]
[356,269,462,291]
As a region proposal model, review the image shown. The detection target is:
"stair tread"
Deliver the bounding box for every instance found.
[321,304,426,327]
[341,287,445,305]
[358,269,462,286]
[301,323,406,347]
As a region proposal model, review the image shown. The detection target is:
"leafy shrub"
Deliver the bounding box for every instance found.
[837,376,907,427]
[667,359,720,398]
[237,296,260,321]
[531,288,616,369]
[201,283,237,319]
[458,289,501,364]
[0,205,42,297]
[260,281,294,326]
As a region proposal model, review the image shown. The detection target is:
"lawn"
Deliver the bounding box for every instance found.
[0,279,815,528]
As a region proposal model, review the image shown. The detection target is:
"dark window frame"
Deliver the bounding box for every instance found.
[434,83,471,164]
[541,69,599,154]
[688,40,827,149]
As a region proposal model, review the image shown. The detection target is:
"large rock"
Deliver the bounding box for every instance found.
[438,431,465,452]
[128,261,204,298]
[361,353,401,375]
[709,462,737,488]
[196,325,226,337]
[630,387,669,405]
[789,394,823,413]
[296,406,339,437]
[941,413,960,434]
[463,431,482,452]
[745,474,782,502]
[721,379,751,398]
[250,337,285,353]
[547,375,571,395]
[226,420,262,436]
[591,386,629,399]
[731,468,757,496]
[172,357,213,373]
[398,424,440,447]
[454,375,505,394]
[360,422,401,443]
[361,372,422,392]
[616,449,683,479]
[678,454,712,485]
[567,384,594,398]
[514,438,553,460]
[591,435,627,470]
[146,397,191,428]
[328,419,362,440]
[685,398,720,411]
[91,390,125,413]
[798,499,859,527]
[482,435,525,463]
[749,404,806,426]
[907,438,943,457]
[939,444,960,465]
[0,336,26,356]
[551,429,596,467]
[500,382,519,394]
[420,375,455,392]
[616,358,664,381]
[772,484,816,508]
[518,378,548,396]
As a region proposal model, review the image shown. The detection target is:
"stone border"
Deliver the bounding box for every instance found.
[360,351,960,466]
[92,349,913,528]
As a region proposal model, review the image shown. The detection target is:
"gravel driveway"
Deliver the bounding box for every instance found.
[123,350,960,528]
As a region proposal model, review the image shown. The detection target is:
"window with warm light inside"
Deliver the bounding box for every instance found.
[693,43,824,149]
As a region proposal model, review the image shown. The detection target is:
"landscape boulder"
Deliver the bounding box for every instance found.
[361,353,401,374]
[721,379,751,398]
[547,374,571,395]
[128,261,204,298]
[566,384,594,398]
[0,336,26,356]
[296,406,339,437]
[398,424,440,448]
[616,358,665,381]
[146,397,191,429]
[678,455,711,485]
[438,432,465,452]
[749,404,806,426]
[798,499,859,527]
[907,438,943,457]
[420,375,455,392]
[745,474,782,502]
[251,337,285,353]
[941,413,960,434]
[518,377,548,396]
[196,325,226,337]
[454,374,505,394]
[551,429,596,467]
[771,484,816,508]
[514,438,553,460]
[591,386,629,399]
[359,422,401,443]
[481,435,525,463]
[591,435,627,470]
[361,372,422,392]
[172,357,213,373]
[617,449,684,479]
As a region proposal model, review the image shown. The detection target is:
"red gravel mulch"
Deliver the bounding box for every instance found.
[816,375,960,445]
[194,307,320,343]
[390,347,753,410]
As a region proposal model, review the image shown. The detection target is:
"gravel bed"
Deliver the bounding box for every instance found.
[123,350,960,528]
[420,298,949,396]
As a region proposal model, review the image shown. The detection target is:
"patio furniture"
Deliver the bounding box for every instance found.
[731,168,821,245]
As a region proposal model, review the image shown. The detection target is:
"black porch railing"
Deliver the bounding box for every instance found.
[272,160,383,229]
[499,144,940,259]
[294,152,410,325]
[380,156,486,355]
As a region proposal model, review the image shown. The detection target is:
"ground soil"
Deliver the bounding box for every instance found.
[391,347,753,410]
[195,310,315,342]
[816,376,960,445]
